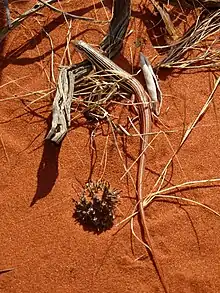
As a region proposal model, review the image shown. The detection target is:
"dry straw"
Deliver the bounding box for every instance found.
[158,9,220,69]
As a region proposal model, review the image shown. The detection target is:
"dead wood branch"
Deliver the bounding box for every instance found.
[46,0,131,143]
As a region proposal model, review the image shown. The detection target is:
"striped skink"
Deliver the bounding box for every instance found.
[73,40,168,293]
[73,40,151,244]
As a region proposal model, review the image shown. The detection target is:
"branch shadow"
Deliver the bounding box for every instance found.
[0,2,110,69]
[30,114,61,206]
[132,5,168,49]
[0,3,6,81]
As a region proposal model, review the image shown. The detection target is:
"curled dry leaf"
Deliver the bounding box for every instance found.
[140,53,162,116]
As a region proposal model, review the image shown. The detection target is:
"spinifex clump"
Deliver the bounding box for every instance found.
[74,181,120,233]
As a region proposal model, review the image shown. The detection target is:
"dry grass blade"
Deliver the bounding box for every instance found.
[180,76,220,147]
[0,268,14,274]
[151,76,219,193]
[120,130,160,181]
[0,88,54,103]
[150,178,220,197]
[72,72,123,119]
[38,0,107,22]
[130,216,151,251]
[154,195,220,217]
[0,76,29,89]
[158,9,220,69]
[118,177,220,226]
[107,117,137,190]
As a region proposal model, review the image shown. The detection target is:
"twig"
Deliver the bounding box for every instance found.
[0,0,104,43]
[37,0,106,22]
[0,0,55,43]
[3,0,12,28]
[0,268,14,274]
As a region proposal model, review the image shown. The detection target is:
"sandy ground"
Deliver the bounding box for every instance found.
[1,1,220,292]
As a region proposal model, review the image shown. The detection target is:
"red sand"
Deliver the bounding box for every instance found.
[1,1,220,292]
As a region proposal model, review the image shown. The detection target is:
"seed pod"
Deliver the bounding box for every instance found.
[74,180,120,233]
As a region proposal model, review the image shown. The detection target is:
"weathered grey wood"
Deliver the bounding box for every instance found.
[46,68,74,143]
